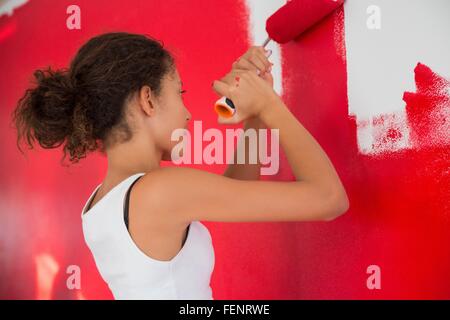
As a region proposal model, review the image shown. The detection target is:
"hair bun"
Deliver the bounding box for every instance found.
[12,66,80,162]
[34,67,77,102]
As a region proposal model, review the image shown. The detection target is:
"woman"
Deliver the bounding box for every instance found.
[12,32,349,299]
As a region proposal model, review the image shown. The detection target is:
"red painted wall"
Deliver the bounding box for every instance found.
[0,0,448,299]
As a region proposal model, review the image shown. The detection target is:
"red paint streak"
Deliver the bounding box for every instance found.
[403,63,450,148]
[0,20,16,42]
[333,6,346,63]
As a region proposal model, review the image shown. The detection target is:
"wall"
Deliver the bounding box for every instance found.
[0,0,448,299]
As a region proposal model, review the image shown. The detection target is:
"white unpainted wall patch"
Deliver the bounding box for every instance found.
[0,0,28,17]
[344,0,450,154]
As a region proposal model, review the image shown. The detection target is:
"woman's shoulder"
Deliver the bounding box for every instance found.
[131,167,193,226]
[138,166,215,198]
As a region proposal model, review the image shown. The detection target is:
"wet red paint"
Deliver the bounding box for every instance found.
[403,62,450,149]
[274,5,449,299]
[1,1,449,300]
[0,20,16,42]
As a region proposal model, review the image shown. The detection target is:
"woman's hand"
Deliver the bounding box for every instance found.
[230,46,273,127]
[212,46,279,124]
[231,46,274,88]
[212,69,281,124]
[217,46,274,89]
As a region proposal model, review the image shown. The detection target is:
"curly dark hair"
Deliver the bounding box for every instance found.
[11,32,175,165]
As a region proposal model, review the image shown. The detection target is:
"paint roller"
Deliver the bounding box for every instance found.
[214,0,345,118]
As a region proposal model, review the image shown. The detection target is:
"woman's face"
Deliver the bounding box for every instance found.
[150,67,191,161]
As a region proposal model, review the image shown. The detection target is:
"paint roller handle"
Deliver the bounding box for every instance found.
[214,38,272,119]
[261,37,271,48]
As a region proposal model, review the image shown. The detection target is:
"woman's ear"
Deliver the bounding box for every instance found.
[138,85,157,116]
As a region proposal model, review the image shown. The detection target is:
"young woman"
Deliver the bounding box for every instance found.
[12,32,349,300]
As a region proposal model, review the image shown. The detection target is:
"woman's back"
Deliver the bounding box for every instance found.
[81,172,215,299]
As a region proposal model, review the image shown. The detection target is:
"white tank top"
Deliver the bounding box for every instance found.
[80,172,215,299]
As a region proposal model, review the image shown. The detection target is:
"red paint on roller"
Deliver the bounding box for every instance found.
[266,0,344,43]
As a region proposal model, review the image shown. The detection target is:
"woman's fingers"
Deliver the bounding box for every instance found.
[243,51,267,74]
[235,47,273,75]
[233,57,258,73]
[213,69,247,97]
[217,115,235,125]
[248,47,272,71]
[236,56,270,76]
[253,49,272,72]
[218,69,246,87]
[212,79,231,97]
[259,70,274,88]
[218,112,243,125]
